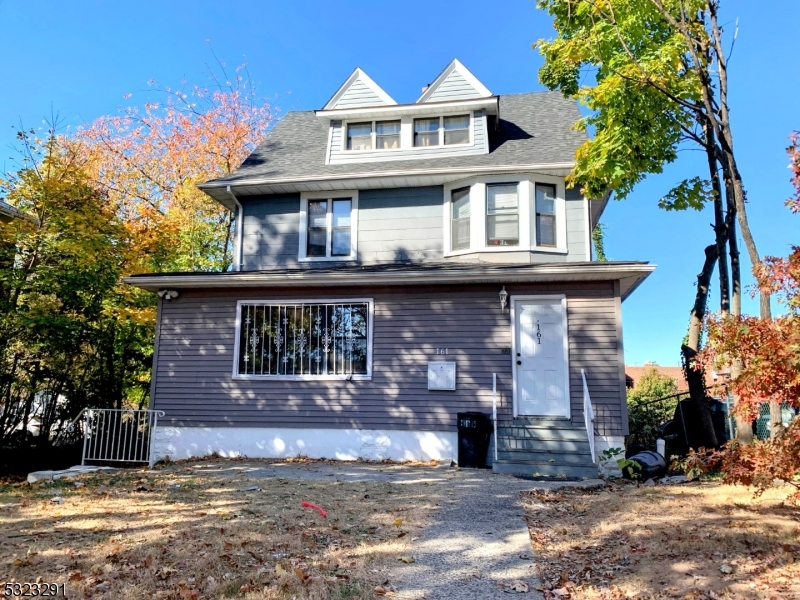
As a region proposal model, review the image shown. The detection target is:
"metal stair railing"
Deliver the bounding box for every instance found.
[581,369,596,463]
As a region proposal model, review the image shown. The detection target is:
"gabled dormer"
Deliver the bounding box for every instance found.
[417,59,493,103]
[317,60,497,165]
[323,68,397,110]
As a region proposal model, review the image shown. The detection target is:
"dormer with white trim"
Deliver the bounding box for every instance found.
[318,60,497,166]
[323,68,397,110]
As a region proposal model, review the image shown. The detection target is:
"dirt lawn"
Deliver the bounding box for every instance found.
[0,459,442,599]
[523,480,800,600]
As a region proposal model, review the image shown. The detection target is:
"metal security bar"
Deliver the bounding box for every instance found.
[238,303,369,376]
[79,409,164,468]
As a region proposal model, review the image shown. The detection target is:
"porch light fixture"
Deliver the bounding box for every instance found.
[499,287,508,312]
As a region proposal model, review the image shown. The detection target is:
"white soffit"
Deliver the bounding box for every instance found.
[323,67,397,110]
[417,59,493,103]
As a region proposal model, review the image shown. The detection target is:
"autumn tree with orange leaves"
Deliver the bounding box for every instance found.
[73,64,275,273]
[693,133,800,498]
[0,63,275,466]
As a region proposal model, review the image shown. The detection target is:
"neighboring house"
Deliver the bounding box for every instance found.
[625,362,717,393]
[126,60,654,477]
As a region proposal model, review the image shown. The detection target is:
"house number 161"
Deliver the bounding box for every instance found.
[436,348,448,355]
[536,322,542,345]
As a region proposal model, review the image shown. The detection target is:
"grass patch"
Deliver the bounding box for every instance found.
[523,480,800,599]
[0,459,439,599]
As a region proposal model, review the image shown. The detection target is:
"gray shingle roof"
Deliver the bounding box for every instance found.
[202,91,586,186]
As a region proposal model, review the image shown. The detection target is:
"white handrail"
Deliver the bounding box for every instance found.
[581,369,596,463]
[492,373,498,463]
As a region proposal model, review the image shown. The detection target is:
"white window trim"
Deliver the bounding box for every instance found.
[442,174,567,257]
[509,294,571,419]
[298,191,359,262]
[339,113,474,153]
[232,298,374,381]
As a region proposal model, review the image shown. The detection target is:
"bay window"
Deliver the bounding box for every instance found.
[450,187,470,251]
[535,184,557,247]
[236,301,371,378]
[486,183,519,246]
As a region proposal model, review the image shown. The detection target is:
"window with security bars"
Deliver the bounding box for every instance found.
[236,302,370,377]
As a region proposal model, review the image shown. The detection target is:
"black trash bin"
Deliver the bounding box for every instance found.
[457,411,492,468]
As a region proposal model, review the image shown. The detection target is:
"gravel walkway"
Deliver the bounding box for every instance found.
[187,460,602,598]
[387,468,541,599]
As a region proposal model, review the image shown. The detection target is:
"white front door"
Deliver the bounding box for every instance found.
[514,298,570,417]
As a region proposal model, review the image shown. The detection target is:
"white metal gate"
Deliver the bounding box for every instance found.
[76,409,164,468]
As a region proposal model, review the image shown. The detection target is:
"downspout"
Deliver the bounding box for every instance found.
[226,185,243,272]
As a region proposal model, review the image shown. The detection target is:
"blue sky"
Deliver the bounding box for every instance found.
[1,0,797,366]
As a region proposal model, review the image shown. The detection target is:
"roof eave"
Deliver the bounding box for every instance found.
[198,162,577,210]
[314,96,499,122]
[124,262,655,300]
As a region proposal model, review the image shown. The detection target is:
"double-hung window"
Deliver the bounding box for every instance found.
[347,122,372,150]
[413,115,471,147]
[306,198,353,258]
[535,184,557,247]
[443,115,469,145]
[450,187,470,251]
[413,118,440,147]
[236,301,371,378]
[376,120,400,149]
[486,183,519,246]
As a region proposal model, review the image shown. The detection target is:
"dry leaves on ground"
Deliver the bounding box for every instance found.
[0,459,440,599]
[522,479,800,600]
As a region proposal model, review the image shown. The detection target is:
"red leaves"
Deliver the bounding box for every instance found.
[701,312,800,420]
[788,131,800,214]
[686,421,800,501]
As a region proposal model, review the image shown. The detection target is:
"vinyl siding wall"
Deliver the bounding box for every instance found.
[152,282,625,437]
[240,185,589,269]
[424,70,484,102]
[332,77,388,109]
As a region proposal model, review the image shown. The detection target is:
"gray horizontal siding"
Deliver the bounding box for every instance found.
[565,193,588,262]
[152,282,625,436]
[241,194,301,270]
[333,77,388,108]
[358,186,442,262]
[328,112,487,165]
[425,70,484,102]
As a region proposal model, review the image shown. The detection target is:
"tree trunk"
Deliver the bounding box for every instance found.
[684,244,719,448]
[724,184,752,443]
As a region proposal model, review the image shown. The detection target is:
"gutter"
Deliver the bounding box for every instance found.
[226,185,243,272]
[198,162,577,193]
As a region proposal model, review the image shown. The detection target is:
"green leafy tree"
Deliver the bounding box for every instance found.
[0,130,150,449]
[535,0,768,444]
[626,367,683,447]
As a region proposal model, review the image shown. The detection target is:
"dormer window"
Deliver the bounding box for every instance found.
[347,122,372,150]
[376,120,400,149]
[413,118,440,147]
[444,115,470,145]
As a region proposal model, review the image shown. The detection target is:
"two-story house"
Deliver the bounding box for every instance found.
[126,60,654,477]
